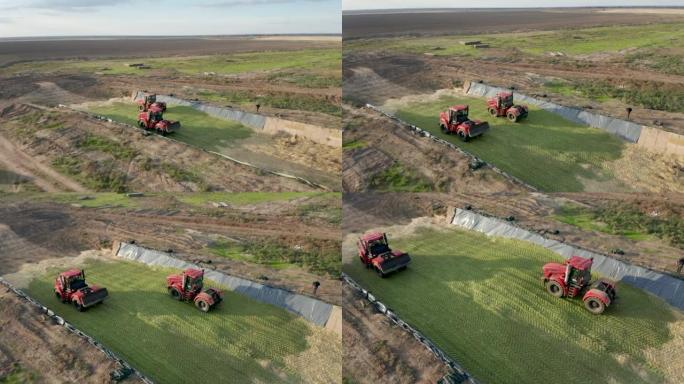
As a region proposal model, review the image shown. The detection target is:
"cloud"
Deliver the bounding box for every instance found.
[205,0,330,7]
[0,0,131,11]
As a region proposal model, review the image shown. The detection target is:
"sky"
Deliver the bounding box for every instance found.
[0,0,341,37]
[343,0,684,10]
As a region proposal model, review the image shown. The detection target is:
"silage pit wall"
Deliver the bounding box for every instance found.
[116,242,335,327]
[464,82,643,143]
[450,208,684,311]
[133,91,341,147]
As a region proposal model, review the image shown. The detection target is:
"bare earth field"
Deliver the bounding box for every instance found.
[343,8,684,38]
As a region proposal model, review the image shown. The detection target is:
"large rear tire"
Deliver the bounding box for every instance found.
[195,300,210,312]
[169,288,182,301]
[584,298,606,315]
[545,280,564,298]
[507,112,518,122]
[440,124,448,134]
[458,131,469,142]
[489,108,498,117]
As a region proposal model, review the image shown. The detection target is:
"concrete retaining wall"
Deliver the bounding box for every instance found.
[450,208,684,311]
[133,91,341,147]
[115,242,338,329]
[638,126,684,157]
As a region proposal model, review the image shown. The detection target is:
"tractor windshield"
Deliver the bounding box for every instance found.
[68,277,87,290]
[453,109,468,123]
[368,240,389,256]
[502,94,513,107]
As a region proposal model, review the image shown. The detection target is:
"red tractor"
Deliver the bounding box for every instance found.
[137,105,179,135]
[54,269,109,312]
[439,105,490,142]
[166,268,223,312]
[137,93,167,112]
[358,232,411,277]
[486,92,528,122]
[542,256,617,315]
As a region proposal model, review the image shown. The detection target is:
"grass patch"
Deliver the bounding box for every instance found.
[175,191,327,207]
[209,238,341,276]
[346,22,684,57]
[395,95,625,192]
[369,163,432,192]
[342,139,366,150]
[1,48,340,77]
[49,193,142,208]
[52,156,128,193]
[76,134,138,161]
[86,102,253,152]
[0,364,37,383]
[343,226,680,383]
[26,259,313,383]
[555,203,683,248]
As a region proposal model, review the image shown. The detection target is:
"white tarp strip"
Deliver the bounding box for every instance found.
[116,243,334,326]
[466,82,642,143]
[451,209,684,311]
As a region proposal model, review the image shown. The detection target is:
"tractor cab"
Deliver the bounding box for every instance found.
[58,269,87,291]
[565,256,592,287]
[495,92,514,109]
[363,232,390,258]
[138,93,157,110]
[449,105,470,124]
[182,269,205,294]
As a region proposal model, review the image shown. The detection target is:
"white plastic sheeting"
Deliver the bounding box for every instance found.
[116,243,334,326]
[466,82,643,143]
[134,91,266,129]
[451,208,684,311]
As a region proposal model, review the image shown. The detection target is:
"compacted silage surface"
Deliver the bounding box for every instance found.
[343,226,682,384]
[394,95,626,192]
[87,102,253,152]
[26,259,317,383]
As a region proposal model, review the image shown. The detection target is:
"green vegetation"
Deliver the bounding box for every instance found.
[0,364,37,383]
[86,103,253,152]
[209,238,341,276]
[343,227,680,383]
[1,48,340,77]
[369,163,432,192]
[395,95,625,192]
[555,203,683,248]
[545,79,684,113]
[195,89,340,117]
[76,134,138,161]
[26,259,313,383]
[342,139,367,150]
[626,49,684,76]
[346,22,684,57]
[52,156,128,193]
[175,191,327,207]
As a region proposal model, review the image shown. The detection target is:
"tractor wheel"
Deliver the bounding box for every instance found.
[507,112,518,122]
[138,121,145,128]
[584,298,606,315]
[195,300,210,313]
[440,124,449,134]
[458,131,469,142]
[488,108,498,117]
[168,288,182,301]
[73,301,85,312]
[55,291,64,303]
[545,280,564,298]
[376,268,386,278]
